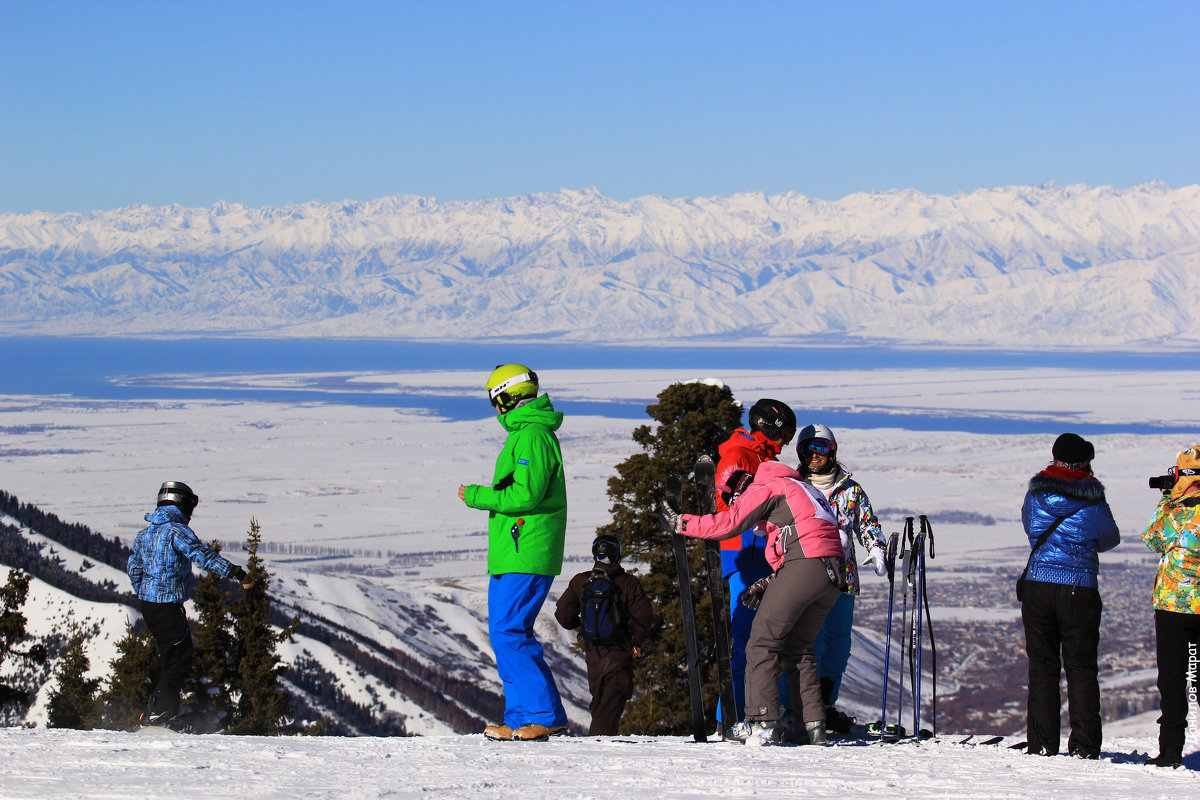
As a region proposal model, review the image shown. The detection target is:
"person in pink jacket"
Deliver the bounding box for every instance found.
[661,460,844,746]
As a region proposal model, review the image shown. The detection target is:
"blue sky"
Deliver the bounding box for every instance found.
[2,0,1197,213]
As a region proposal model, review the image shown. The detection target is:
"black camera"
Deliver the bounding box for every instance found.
[1149,472,1176,491]
[1149,466,1200,491]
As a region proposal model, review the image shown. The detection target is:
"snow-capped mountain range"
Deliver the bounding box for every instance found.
[2,182,1198,348]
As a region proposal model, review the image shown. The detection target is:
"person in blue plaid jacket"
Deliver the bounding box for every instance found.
[127,481,252,728]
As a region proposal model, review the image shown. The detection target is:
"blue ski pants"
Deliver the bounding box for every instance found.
[488,572,567,730]
[812,592,855,704]
[720,531,788,722]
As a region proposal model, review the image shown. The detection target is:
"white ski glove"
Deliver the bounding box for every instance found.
[861,540,888,577]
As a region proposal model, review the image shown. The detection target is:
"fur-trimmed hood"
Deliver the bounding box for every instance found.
[1021,464,1120,589]
[1028,464,1107,504]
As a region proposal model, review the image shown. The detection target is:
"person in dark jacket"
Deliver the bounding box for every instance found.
[127,481,252,728]
[1020,433,1120,758]
[554,535,654,735]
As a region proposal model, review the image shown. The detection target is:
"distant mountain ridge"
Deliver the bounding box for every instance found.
[2,182,1198,348]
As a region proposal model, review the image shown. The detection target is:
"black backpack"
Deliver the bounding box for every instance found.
[580,568,625,645]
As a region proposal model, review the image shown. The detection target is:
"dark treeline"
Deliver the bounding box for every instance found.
[287,655,408,737]
[0,491,133,573]
[0,522,134,607]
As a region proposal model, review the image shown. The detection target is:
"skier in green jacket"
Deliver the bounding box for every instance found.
[459,363,569,741]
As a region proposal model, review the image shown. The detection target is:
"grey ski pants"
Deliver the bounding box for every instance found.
[743,557,840,724]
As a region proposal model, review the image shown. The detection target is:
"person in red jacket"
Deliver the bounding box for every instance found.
[662,459,843,746]
[714,399,796,723]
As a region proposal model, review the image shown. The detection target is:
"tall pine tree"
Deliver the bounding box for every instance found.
[46,627,100,729]
[594,381,742,735]
[227,518,298,735]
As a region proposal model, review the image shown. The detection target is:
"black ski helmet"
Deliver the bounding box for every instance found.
[592,534,622,565]
[748,399,796,444]
[157,481,199,518]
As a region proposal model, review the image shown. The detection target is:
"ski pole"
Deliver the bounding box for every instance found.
[896,516,914,738]
[911,525,923,738]
[879,530,900,743]
[919,514,937,738]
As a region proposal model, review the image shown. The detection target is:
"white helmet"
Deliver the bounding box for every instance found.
[796,424,837,465]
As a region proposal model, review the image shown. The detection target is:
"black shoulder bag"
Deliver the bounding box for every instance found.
[1016,516,1066,602]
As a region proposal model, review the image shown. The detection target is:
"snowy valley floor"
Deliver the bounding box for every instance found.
[0,728,1196,800]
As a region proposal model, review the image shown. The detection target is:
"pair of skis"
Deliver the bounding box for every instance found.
[878,515,936,742]
[665,455,737,742]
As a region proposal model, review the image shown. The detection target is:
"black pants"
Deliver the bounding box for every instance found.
[1021,580,1103,756]
[141,600,194,720]
[1154,608,1200,760]
[585,647,634,736]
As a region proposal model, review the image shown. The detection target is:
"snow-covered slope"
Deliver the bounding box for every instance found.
[2,183,1198,348]
[0,514,591,735]
[1,726,1195,800]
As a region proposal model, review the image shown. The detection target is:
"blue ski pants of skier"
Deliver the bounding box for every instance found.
[812,592,855,704]
[721,531,788,722]
[488,573,567,730]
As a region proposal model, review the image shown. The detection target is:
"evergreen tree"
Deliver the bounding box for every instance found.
[46,627,100,729]
[186,540,237,730]
[594,381,742,735]
[227,518,299,735]
[0,569,48,713]
[93,622,157,731]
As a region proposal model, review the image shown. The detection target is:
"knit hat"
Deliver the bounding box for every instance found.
[1052,433,1094,466]
[1171,446,1200,501]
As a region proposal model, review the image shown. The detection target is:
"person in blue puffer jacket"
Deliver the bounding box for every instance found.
[1019,433,1120,759]
[127,481,252,728]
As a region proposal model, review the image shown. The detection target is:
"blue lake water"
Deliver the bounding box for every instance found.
[2,337,1196,435]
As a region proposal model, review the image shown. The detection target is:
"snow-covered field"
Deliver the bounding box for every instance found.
[2,365,1194,567]
[0,727,1195,800]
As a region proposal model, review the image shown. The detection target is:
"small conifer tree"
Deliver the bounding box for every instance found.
[46,627,100,729]
[595,381,742,735]
[0,569,49,715]
[93,622,158,730]
[187,540,237,729]
[227,518,298,735]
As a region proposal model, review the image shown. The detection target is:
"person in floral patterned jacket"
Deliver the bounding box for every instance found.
[796,424,888,733]
[1142,445,1200,768]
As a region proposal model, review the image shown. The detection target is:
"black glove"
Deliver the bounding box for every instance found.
[658,500,682,535]
[229,565,253,588]
[739,574,774,610]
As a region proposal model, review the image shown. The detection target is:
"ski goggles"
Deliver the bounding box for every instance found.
[802,439,834,455]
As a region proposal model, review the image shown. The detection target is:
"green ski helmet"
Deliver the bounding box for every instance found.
[485,363,539,413]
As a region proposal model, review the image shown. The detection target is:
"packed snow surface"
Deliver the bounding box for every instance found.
[0,728,1195,800]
